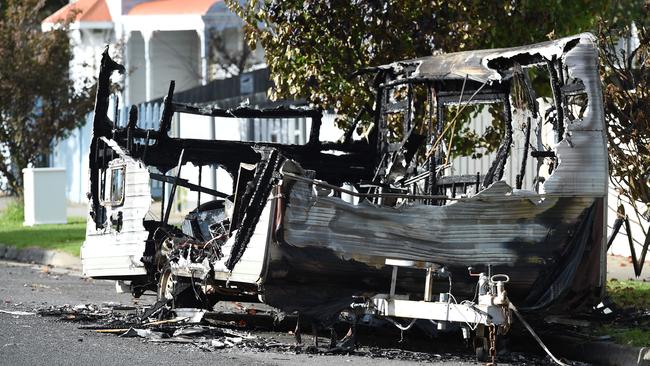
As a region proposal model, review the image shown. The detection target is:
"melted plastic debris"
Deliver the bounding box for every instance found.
[30,302,589,364]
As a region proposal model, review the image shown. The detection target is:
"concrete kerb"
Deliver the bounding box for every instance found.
[0,243,81,272]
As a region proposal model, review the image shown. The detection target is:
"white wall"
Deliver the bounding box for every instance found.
[151,31,200,99]
[69,29,115,92]
[126,30,201,105]
[50,113,93,204]
[209,26,266,78]
[319,114,345,143]
[126,31,146,105]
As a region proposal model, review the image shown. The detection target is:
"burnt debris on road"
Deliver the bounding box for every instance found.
[30,300,556,365]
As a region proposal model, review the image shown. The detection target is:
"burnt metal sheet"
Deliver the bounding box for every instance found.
[542,38,607,196]
[281,179,593,266]
[267,172,599,310]
[379,34,588,83]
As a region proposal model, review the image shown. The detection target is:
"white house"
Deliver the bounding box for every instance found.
[43,0,341,215]
[42,0,264,105]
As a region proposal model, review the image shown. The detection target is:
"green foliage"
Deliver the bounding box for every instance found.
[228,0,634,135]
[0,199,85,256]
[599,17,650,219]
[0,0,94,195]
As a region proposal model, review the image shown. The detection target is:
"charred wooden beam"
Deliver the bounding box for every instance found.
[483,93,513,187]
[517,117,532,189]
[157,81,176,138]
[226,148,283,270]
[531,151,556,159]
[173,103,322,120]
[163,149,185,225]
[547,58,565,141]
[88,48,125,229]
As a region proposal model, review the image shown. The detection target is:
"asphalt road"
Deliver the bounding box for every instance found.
[0,260,548,366]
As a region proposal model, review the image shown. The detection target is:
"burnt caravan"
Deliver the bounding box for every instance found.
[83,33,607,357]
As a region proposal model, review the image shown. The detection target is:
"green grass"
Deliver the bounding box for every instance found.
[599,280,650,347]
[607,279,650,309]
[0,200,85,256]
[601,325,650,347]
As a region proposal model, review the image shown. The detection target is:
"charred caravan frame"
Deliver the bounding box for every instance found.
[84,33,607,352]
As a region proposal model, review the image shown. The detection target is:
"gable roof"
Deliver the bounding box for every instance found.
[43,0,112,25]
[128,0,222,16]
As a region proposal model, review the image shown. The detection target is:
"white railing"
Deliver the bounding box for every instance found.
[114,101,161,130]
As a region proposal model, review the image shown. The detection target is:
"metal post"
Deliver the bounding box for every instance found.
[160,180,165,221]
[143,30,154,102]
[163,149,185,224]
[197,28,209,85]
[197,166,202,207]
[424,267,434,302]
[390,266,398,298]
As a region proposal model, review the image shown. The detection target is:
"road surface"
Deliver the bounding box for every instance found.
[0,260,552,365]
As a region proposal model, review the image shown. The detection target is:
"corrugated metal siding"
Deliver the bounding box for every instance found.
[281,178,594,267]
[449,108,537,191]
[542,40,608,196]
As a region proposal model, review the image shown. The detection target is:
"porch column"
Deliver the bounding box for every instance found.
[142,29,154,101]
[197,27,209,85]
[123,31,131,106]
